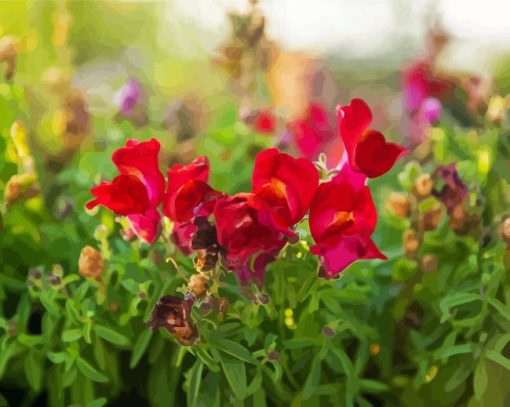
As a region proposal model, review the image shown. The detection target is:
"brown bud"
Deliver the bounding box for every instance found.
[419,207,442,231]
[218,297,230,315]
[78,246,104,279]
[0,36,17,80]
[403,230,420,258]
[413,174,433,198]
[387,192,411,218]
[187,274,209,298]
[420,254,438,273]
[449,204,466,230]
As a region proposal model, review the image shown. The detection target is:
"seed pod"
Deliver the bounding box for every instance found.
[78,246,104,279]
[413,173,433,198]
[187,274,209,298]
[387,192,411,218]
[419,207,442,231]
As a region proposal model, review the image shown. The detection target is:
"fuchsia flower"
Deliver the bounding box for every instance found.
[86,139,165,244]
[117,78,142,116]
[250,148,319,236]
[309,163,386,278]
[337,99,407,178]
[287,103,344,167]
[214,193,287,284]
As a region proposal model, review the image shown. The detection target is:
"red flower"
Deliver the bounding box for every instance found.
[337,99,407,178]
[214,193,286,284]
[251,148,318,236]
[287,103,344,167]
[86,139,165,244]
[309,163,386,278]
[163,156,220,223]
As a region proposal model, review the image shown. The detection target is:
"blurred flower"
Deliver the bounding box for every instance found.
[287,103,343,167]
[191,217,223,272]
[403,230,419,258]
[250,148,318,237]
[498,216,510,247]
[87,139,165,244]
[420,97,442,125]
[309,163,385,278]
[116,78,142,116]
[78,246,104,279]
[337,99,407,178]
[163,97,206,142]
[241,108,276,135]
[0,35,18,80]
[486,94,507,125]
[148,295,197,345]
[419,206,442,231]
[432,164,468,214]
[420,254,438,273]
[214,193,286,285]
[413,173,433,198]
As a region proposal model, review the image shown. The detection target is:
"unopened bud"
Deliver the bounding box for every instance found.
[78,246,104,279]
[218,297,229,315]
[321,326,335,337]
[403,230,420,258]
[258,293,270,304]
[387,192,411,218]
[420,254,438,273]
[419,207,442,231]
[47,275,62,286]
[413,174,433,198]
[4,174,39,205]
[267,350,280,362]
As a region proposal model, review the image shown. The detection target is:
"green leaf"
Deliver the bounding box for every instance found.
[47,352,66,364]
[76,358,109,383]
[130,329,152,369]
[485,350,510,371]
[474,360,488,400]
[86,398,107,407]
[39,294,60,317]
[302,357,321,400]
[187,360,204,407]
[62,328,83,342]
[24,351,43,392]
[17,334,44,347]
[220,356,247,400]
[216,338,256,364]
[94,325,131,347]
[360,379,390,393]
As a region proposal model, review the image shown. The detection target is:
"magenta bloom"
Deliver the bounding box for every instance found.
[420,97,442,125]
[117,78,142,116]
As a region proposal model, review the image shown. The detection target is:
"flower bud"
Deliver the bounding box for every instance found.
[420,254,438,273]
[267,350,280,362]
[321,326,335,337]
[498,217,510,245]
[403,230,419,258]
[4,174,39,206]
[258,293,270,304]
[413,173,433,198]
[387,192,411,218]
[0,35,17,80]
[187,274,209,298]
[78,246,104,279]
[419,207,442,231]
[217,297,229,315]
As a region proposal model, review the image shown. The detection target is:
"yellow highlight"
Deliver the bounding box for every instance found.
[52,110,66,136]
[10,120,30,159]
[425,365,438,383]
[370,342,381,356]
[284,308,293,318]
[477,148,491,176]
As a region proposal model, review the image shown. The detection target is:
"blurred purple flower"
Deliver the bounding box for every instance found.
[117,78,141,116]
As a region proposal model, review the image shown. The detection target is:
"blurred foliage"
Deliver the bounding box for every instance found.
[2,1,510,407]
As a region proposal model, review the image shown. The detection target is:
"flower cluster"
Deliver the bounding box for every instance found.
[87,99,405,282]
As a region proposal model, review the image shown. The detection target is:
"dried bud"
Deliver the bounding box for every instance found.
[187,274,209,298]
[148,295,198,345]
[47,275,62,286]
[78,246,104,279]
[387,192,411,218]
[420,254,438,273]
[267,350,280,362]
[403,230,420,258]
[199,296,214,316]
[258,293,270,305]
[433,164,467,214]
[449,204,467,231]
[413,174,433,198]
[4,174,39,206]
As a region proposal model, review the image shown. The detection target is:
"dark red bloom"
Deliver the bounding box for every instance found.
[214,193,286,284]
[337,99,407,178]
[163,156,220,223]
[86,139,165,243]
[309,163,386,278]
[148,295,197,345]
[251,148,318,236]
[287,103,344,167]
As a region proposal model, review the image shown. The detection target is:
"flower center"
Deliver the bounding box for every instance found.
[333,210,355,229]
